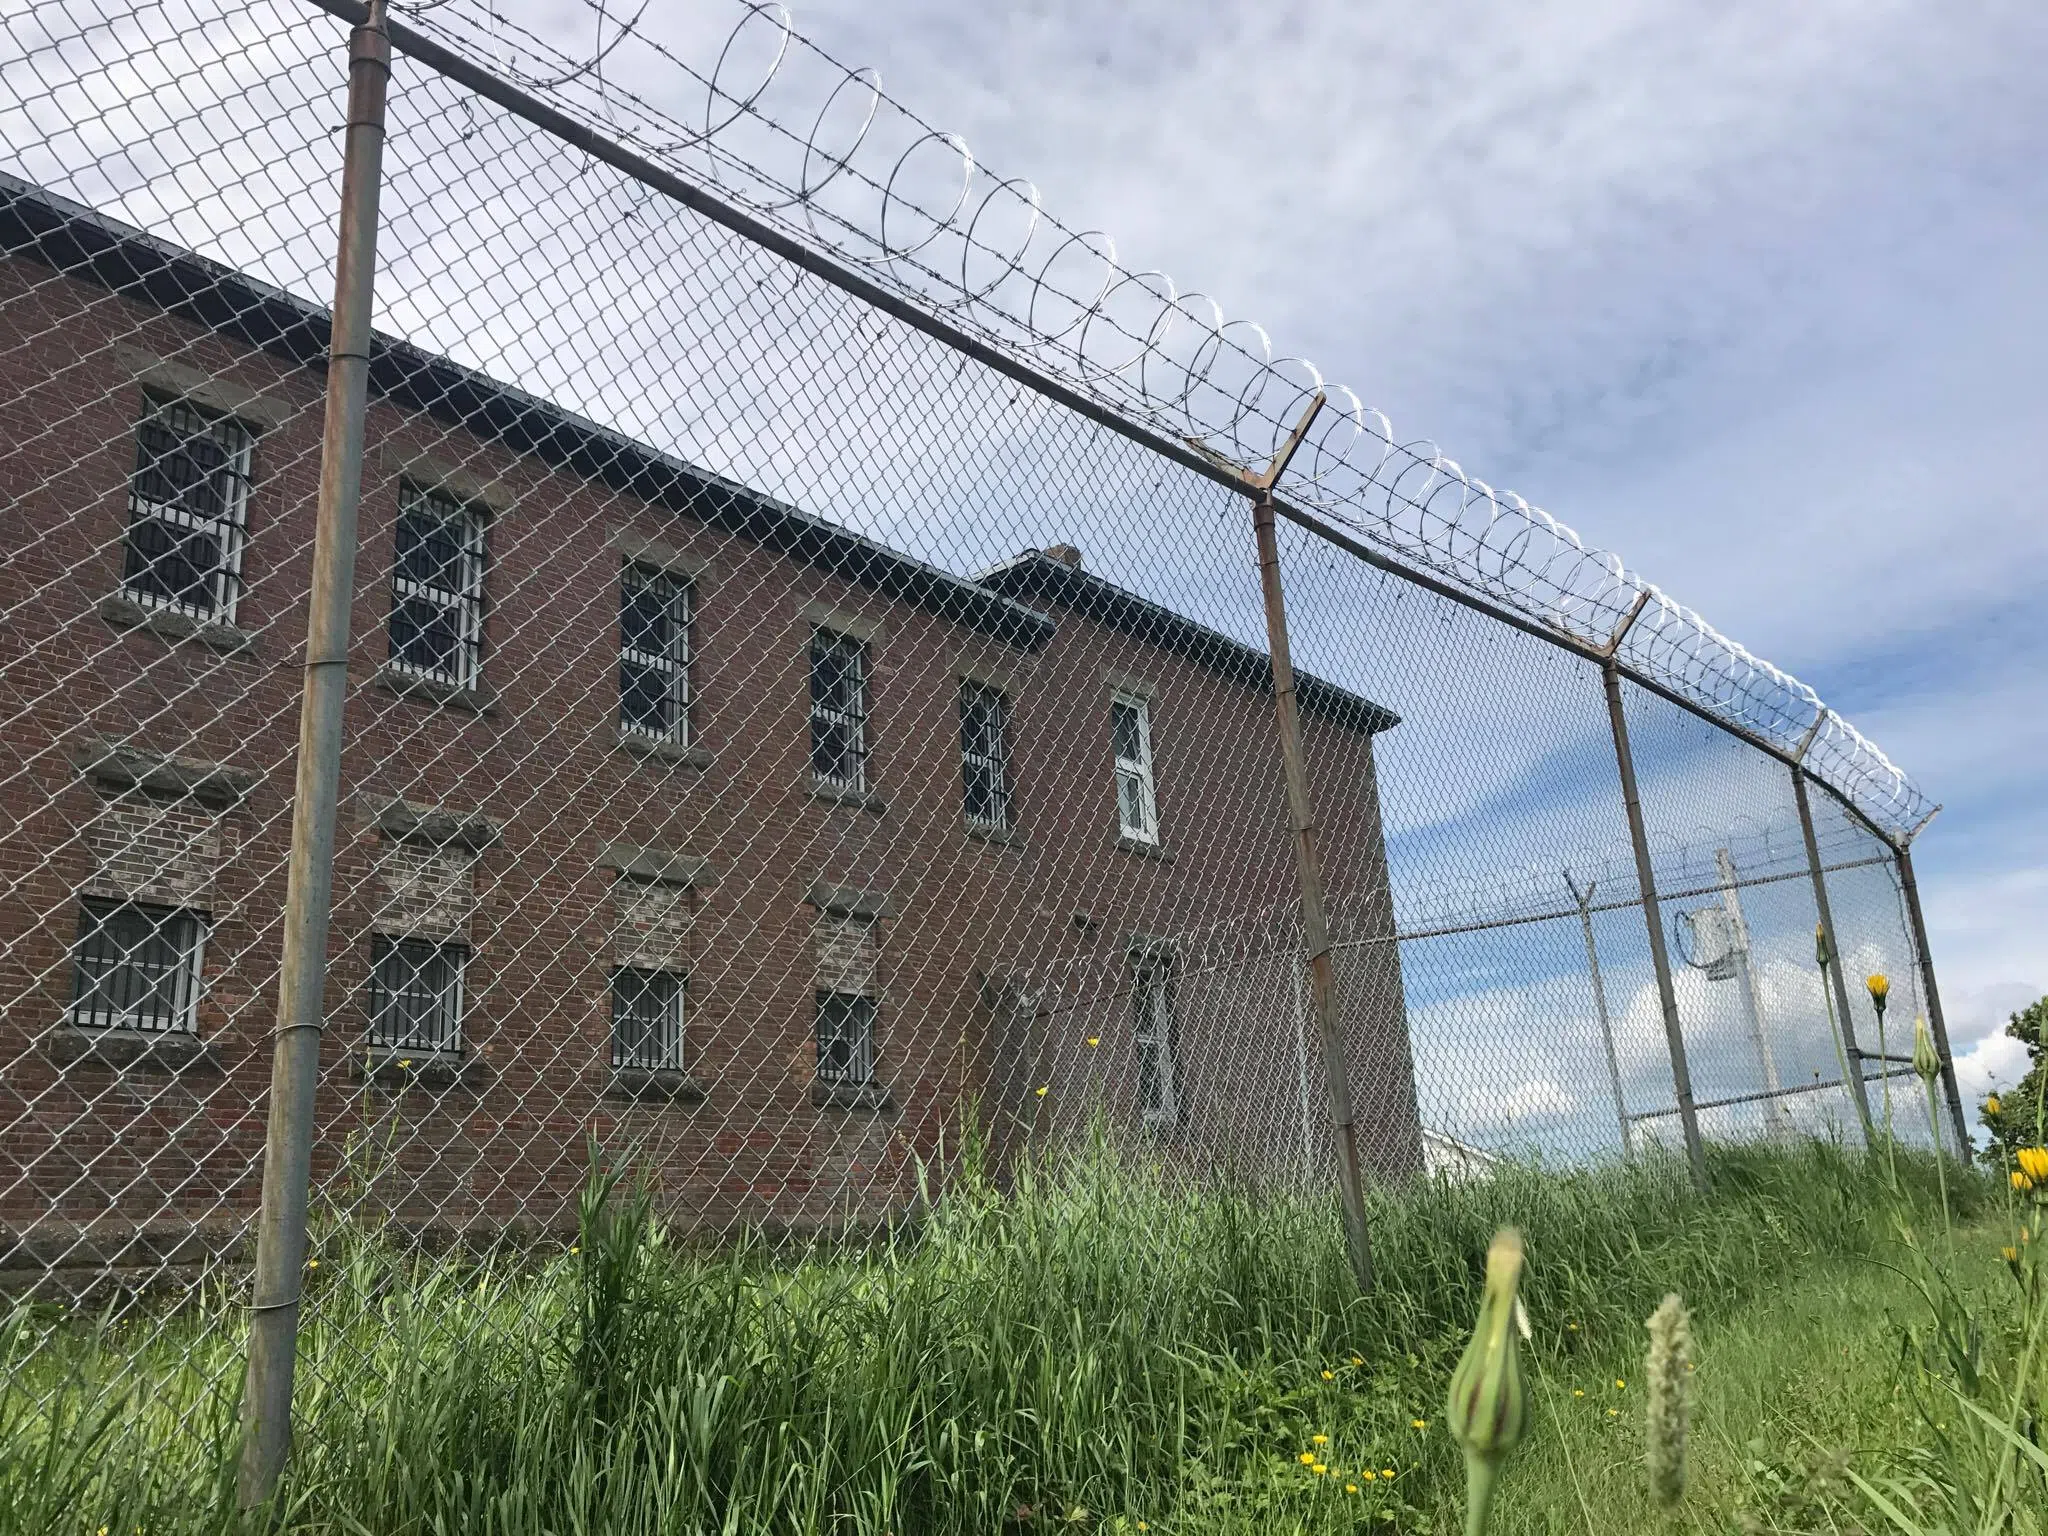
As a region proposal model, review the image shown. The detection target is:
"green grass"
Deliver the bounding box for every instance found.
[1,1133,2037,1535]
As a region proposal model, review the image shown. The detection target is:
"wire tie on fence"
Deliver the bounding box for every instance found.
[270,1020,327,1039]
[247,1293,304,1315]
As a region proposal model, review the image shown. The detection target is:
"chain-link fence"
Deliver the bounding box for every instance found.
[2,0,1960,1506]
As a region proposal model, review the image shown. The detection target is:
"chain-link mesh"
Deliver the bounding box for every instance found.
[2,0,1956,1506]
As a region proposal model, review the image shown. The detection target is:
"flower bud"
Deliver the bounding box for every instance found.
[1644,1294,1691,1509]
[2019,1147,2048,1184]
[1447,1229,1527,1536]
[1985,1094,2002,1118]
[1814,923,1831,968]
[1866,973,1890,1015]
[1912,1016,1939,1086]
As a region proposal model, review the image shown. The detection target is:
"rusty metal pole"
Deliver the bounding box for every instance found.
[1599,645,1709,1189]
[1241,396,1373,1292]
[1791,767,1874,1139]
[239,0,388,1506]
[1896,839,1969,1156]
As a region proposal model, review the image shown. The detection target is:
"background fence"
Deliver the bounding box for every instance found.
[1,0,1957,1503]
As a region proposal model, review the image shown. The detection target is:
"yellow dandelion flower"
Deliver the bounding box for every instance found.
[1614,1378,1626,1389]
[1316,1464,1331,1476]
[1311,1434,1328,1445]
[1573,1388,1584,1397]
[1086,1037,1099,1048]
[1566,1321,1579,1331]
[1350,1354,1363,1366]
[1321,1369,1335,1380]
[1035,1085,1048,1097]
[1380,1468,1395,1479]
[2014,1171,2033,1193]
[569,1245,580,1255]
[1410,1418,1427,1429]
[1608,1408,1619,1418]
[1345,1483,1359,1494]
[2002,1246,2020,1263]
[1300,1452,1316,1466]
[306,1259,318,1270]
[399,1058,412,1068]
[1866,973,1889,1008]
[1986,1094,2002,1115]
[2019,1147,2048,1182]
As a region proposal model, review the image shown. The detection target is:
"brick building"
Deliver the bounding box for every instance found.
[0,175,1419,1282]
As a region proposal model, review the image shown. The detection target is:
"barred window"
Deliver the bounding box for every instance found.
[814,990,876,1086]
[1111,692,1158,844]
[809,628,868,791]
[367,935,467,1053]
[1132,950,1179,1129]
[619,563,692,743]
[958,680,1011,831]
[610,966,684,1070]
[123,396,253,622]
[68,897,206,1033]
[388,483,486,688]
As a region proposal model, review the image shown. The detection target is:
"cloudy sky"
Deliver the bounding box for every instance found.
[750,0,2047,1101]
[8,0,2037,1130]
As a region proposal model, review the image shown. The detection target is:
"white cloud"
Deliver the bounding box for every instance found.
[14,0,2032,1168]
[763,0,2045,1151]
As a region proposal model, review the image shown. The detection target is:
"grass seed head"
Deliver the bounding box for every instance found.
[1644,1293,1692,1509]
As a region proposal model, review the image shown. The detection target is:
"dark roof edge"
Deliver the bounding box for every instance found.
[977,553,1401,736]
[0,172,1055,653]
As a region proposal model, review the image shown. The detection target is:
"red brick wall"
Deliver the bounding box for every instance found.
[0,252,1418,1278]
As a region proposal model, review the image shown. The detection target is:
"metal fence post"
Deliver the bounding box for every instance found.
[1564,871,1633,1160]
[1895,839,1970,1156]
[1715,848,1789,1138]
[1242,395,1373,1292]
[1598,625,1708,1188]
[238,0,389,1506]
[1791,767,1874,1139]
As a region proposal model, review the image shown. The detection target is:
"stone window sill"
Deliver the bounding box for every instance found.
[964,820,1023,849]
[352,1048,481,1091]
[45,1025,221,1074]
[811,1078,895,1113]
[808,777,887,816]
[614,731,714,770]
[603,1067,708,1103]
[372,662,496,715]
[99,594,256,656]
[1116,834,1174,865]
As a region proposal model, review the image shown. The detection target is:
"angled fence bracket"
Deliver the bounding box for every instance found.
[1601,588,1654,657]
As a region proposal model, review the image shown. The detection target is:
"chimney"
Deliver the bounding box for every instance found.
[1044,543,1083,570]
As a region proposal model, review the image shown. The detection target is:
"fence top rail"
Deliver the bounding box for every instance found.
[287,0,1933,843]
